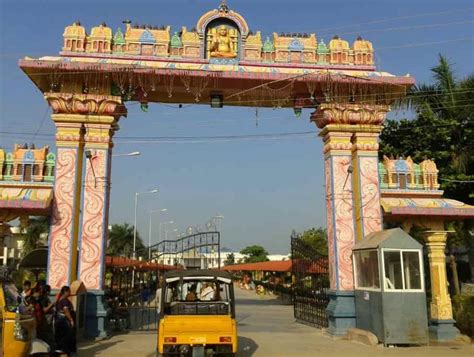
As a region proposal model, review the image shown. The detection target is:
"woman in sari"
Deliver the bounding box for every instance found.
[54,286,76,356]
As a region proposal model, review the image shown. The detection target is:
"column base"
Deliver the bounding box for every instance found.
[429,319,460,341]
[84,291,110,339]
[326,290,356,337]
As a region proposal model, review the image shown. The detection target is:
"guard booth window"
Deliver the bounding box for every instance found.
[383,249,422,291]
[403,251,422,290]
[354,250,380,289]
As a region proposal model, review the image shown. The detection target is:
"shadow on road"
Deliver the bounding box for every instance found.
[236,297,289,306]
[237,336,259,356]
[79,339,124,356]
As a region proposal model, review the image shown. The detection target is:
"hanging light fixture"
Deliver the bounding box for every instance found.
[140,102,149,112]
[293,107,302,118]
[210,94,223,108]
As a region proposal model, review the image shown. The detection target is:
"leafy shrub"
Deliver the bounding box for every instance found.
[453,294,474,337]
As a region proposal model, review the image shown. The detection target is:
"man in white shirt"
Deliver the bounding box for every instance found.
[200,283,215,301]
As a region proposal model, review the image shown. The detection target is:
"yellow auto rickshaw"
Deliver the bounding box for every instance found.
[0,268,50,356]
[157,270,237,357]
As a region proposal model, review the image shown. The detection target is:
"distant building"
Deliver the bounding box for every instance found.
[151,251,290,270]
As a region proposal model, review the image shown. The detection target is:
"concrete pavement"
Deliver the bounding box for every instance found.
[79,288,473,356]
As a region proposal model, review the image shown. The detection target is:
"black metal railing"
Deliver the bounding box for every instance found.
[291,231,329,328]
[105,231,221,332]
[149,231,221,270]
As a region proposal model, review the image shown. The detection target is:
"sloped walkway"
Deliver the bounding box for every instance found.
[78,288,473,356]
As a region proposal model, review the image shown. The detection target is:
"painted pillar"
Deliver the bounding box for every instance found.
[422,230,460,341]
[351,125,386,240]
[321,129,355,292]
[313,105,357,336]
[45,112,85,290]
[311,103,388,336]
[79,116,118,338]
[45,92,125,337]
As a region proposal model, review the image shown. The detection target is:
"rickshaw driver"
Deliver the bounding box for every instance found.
[185,285,198,301]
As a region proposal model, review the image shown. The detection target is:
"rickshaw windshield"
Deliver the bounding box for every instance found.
[3,282,21,313]
[163,277,232,316]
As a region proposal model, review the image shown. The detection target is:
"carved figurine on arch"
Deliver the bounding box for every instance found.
[207,24,239,59]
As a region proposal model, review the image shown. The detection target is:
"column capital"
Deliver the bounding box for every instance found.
[44,92,127,119]
[82,115,119,149]
[420,230,453,244]
[351,131,381,154]
[311,103,390,129]
[322,131,353,155]
[51,115,84,148]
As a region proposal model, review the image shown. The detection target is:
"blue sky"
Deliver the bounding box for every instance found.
[1,0,473,253]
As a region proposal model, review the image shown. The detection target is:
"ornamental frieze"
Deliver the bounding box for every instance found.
[323,141,353,154]
[352,141,380,151]
[54,122,84,145]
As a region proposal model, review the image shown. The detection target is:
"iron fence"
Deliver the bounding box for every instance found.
[291,231,330,328]
[105,231,221,332]
[149,231,221,269]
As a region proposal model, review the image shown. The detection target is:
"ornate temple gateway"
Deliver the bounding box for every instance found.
[20,1,410,109]
[19,1,469,340]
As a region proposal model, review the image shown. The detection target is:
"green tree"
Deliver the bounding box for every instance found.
[224,253,235,266]
[23,216,49,255]
[380,54,474,277]
[300,227,328,256]
[380,55,474,204]
[107,223,146,258]
[240,245,269,263]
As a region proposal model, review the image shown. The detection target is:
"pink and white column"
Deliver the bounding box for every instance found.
[45,92,124,337]
[45,113,85,291]
[312,103,389,335]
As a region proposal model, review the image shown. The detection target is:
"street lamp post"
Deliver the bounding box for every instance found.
[132,189,158,287]
[148,208,168,260]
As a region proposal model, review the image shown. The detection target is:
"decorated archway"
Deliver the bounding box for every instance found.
[18,1,416,338]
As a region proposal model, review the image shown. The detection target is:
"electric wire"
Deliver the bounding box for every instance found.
[439,178,474,183]
[336,20,474,37]
[315,7,474,33]
[1,95,473,140]
[2,92,471,126]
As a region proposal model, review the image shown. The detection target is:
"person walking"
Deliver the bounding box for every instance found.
[54,286,77,356]
[39,284,55,348]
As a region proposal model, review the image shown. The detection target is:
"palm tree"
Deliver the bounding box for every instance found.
[406,55,473,178]
[23,216,50,255]
[383,55,474,202]
[107,223,146,258]
[382,55,474,283]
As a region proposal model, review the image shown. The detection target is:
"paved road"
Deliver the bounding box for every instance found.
[79,288,473,356]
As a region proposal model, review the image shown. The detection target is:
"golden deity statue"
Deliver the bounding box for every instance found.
[208,25,237,58]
